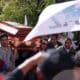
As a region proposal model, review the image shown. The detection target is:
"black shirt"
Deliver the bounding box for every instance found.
[40,49,75,80]
[5,68,24,80]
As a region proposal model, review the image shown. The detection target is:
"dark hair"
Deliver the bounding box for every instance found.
[64,38,72,43]
[41,39,48,45]
[51,34,57,38]
[0,33,8,40]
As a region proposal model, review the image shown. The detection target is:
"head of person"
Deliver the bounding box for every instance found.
[40,39,48,51]
[50,34,58,45]
[0,33,9,47]
[64,38,72,49]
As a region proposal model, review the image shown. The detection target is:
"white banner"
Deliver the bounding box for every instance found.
[24,0,80,42]
[0,23,18,35]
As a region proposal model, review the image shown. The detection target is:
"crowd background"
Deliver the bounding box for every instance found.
[0,32,80,80]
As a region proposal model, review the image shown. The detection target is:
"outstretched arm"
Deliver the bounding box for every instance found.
[5,52,45,80]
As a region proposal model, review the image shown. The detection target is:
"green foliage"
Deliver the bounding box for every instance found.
[0,0,55,26]
[0,0,79,40]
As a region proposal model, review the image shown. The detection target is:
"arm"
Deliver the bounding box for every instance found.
[5,52,45,80]
[18,51,45,75]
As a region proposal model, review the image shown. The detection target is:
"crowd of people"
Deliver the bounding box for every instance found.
[0,32,80,80]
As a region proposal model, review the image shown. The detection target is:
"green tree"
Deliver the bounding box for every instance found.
[0,0,55,26]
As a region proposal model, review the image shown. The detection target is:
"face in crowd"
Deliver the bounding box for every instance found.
[50,35,58,45]
[64,38,72,49]
[0,34,9,47]
[41,40,48,51]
